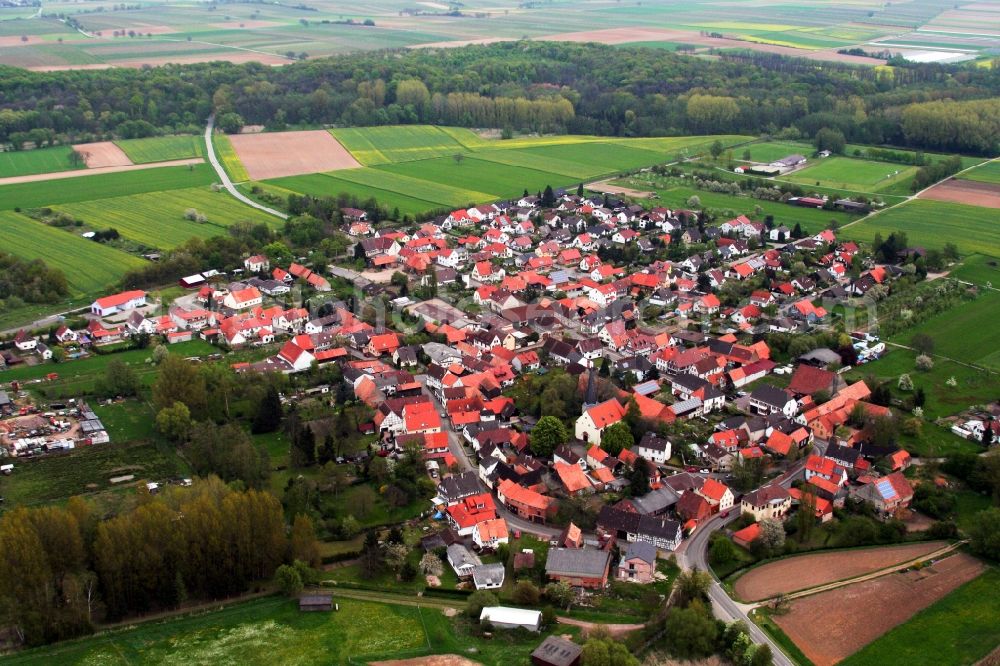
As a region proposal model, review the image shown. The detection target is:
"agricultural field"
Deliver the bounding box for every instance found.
[376,156,575,202]
[959,160,1000,184]
[0,211,145,295]
[784,156,919,193]
[0,595,556,665]
[733,542,947,602]
[114,135,203,164]
[0,145,84,178]
[517,141,668,173]
[56,186,281,249]
[949,254,1000,287]
[212,134,250,182]
[773,553,985,666]
[0,163,216,210]
[841,199,1000,257]
[261,174,443,218]
[840,569,1000,666]
[329,167,493,208]
[330,125,470,166]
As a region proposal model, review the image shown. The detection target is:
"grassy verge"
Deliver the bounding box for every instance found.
[751,608,815,666]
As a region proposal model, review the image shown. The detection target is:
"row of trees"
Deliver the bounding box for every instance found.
[0,478,318,645]
[2,42,1000,151]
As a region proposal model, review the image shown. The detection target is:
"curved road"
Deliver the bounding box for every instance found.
[203,115,288,220]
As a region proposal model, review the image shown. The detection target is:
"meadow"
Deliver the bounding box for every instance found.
[114,135,203,164]
[56,187,280,249]
[0,211,145,294]
[0,595,555,665]
[376,156,576,201]
[949,254,1000,287]
[959,160,1000,184]
[840,569,1000,666]
[840,199,1000,257]
[262,173,444,217]
[329,167,494,208]
[330,125,469,166]
[892,289,1000,371]
[0,164,216,210]
[0,145,83,178]
[785,156,918,193]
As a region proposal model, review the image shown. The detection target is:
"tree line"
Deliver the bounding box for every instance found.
[0,477,319,645]
[1,42,999,152]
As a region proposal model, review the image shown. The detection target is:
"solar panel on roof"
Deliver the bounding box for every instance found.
[876,479,896,500]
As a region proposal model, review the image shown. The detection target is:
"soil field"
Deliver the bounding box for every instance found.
[734,542,947,601]
[0,35,45,47]
[585,179,655,198]
[115,51,291,68]
[919,178,1000,209]
[372,657,481,666]
[773,553,985,666]
[229,130,361,180]
[71,141,133,168]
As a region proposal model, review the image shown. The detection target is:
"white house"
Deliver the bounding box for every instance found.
[634,433,672,465]
[574,399,626,446]
[223,286,263,311]
[91,290,147,317]
[244,255,270,273]
[479,607,541,632]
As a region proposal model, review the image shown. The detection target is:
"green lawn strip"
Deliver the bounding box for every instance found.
[840,568,1000,666]
[750,608,816,666]
[114,136,203,164]
[0,145,83,178]
[841,199,1000,258]
[0,211,145,295]
[0,164,216,210]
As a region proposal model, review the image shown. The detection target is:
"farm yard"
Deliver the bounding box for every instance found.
[841,199,1000,257]
[771,553,985,666]
[840,569,1000,666]
[0,210,145,295]
[55,186,281,249]
[0,595,553,665]
[733,542,948,602]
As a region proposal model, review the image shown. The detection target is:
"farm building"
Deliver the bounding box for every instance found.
[479,606,541,631]
[91,290,147,317]
[298,594,333,612]
[545,547,612,589]
[532,636,583,666]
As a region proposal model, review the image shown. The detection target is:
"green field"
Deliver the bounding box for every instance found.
[0,439,186,508]
[785,156,918,193]
[473,147,605,180]
[893,289,1000,371]
[841,568,1000,666]
[262,174,444,217]
[0,164,216,210]
[611,177,853,232]
[0,595,557,665]
[841,199,1000,257]
[738,141,814,164]
[329,167,494,207]
[376,156,575,202]
[114,136,203,164]
[0,145,83,178]
[0,211,145,294]
[56,187,280,249]
[518,141,668,172]
[949,254,1000,287]
[213,133,250,182]
[331,125,469,166]
[959,160,1000,184]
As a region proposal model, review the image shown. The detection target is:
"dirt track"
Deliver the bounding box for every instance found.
[920,178,1000,209]
[773,553,984,666]
[228,130,362,180]
[0,158,204,186]
[734,542,947,601]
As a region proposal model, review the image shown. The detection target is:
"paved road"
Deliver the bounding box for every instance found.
[202,115,288,220]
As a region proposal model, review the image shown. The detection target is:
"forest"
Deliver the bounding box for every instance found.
[0,43,998,154]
